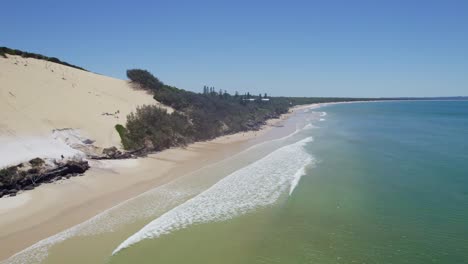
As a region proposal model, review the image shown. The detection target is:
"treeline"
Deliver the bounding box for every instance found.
[0,46,87,71]
[117,69,381,152]
[287,96,378,105]
[117,69,291,150]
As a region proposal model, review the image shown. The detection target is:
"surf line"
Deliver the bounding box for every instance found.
[113,137,314,254]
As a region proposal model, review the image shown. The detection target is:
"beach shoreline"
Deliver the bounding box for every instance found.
[0,103,319,261]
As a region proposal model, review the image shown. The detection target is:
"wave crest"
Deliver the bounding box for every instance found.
[113,137,314,254]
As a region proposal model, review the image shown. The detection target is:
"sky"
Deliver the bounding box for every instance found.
[2,0,468,97]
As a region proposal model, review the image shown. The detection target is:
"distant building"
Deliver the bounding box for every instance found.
[242,98,269,102]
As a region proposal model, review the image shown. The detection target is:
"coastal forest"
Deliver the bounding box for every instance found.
[117,69,372,151]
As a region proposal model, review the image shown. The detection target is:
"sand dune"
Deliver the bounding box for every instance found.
[0,54,171,151]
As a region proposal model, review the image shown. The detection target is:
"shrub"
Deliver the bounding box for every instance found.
[123,106,194,151]
[127,69,163,91]
[29,158,45,167]
[0,166,20,188]
[115,124,132,150]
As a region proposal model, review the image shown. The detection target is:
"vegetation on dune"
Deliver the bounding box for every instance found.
[127,69,163,91]
[29,157,45,167]
[122,69,294,151]
[0,166,23,187]
[114,124,132,150]
[121,68,379,152]
[116,107,193,151]
[153,84,291,138]
[0,46,87,71]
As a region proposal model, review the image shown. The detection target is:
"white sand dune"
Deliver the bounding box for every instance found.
[0,54,173,167]
[0,54,171,152]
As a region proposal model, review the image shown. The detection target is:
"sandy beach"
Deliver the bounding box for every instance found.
[0,134,236,258]
[0,111,306,261]
[0,53,320,261]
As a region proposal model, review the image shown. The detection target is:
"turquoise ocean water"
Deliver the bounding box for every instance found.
[25,101,466,264]
[107,101,468,264]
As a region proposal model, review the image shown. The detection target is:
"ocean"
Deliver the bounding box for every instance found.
[108,101,468,264]
[8,101,468,264]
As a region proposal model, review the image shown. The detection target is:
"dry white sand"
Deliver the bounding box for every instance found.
[0,54,171,150]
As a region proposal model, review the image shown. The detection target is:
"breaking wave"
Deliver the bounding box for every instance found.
[289,165,309,196]
[113,137,314,254]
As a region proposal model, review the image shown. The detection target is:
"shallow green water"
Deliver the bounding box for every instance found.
[102,101,468,263]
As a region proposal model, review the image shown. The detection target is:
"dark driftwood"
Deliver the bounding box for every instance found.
[89,147,146,160]
[0,160,89,198]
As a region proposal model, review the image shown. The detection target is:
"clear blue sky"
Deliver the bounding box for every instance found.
[2,0,467,97]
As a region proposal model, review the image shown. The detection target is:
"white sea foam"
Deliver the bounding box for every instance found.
[289,165,310,196]
[303,123,315,130]
[319,111,327,117]
[113,137,314,254]
[270,123,315,144]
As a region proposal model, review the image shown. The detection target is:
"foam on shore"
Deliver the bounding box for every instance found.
[113,137,314,254]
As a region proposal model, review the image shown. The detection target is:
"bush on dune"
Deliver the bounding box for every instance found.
[123,106,193,151]
[127,69,163,92]
[0,46,87,71]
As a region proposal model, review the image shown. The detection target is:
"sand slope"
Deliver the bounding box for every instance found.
[0,55,170,150]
